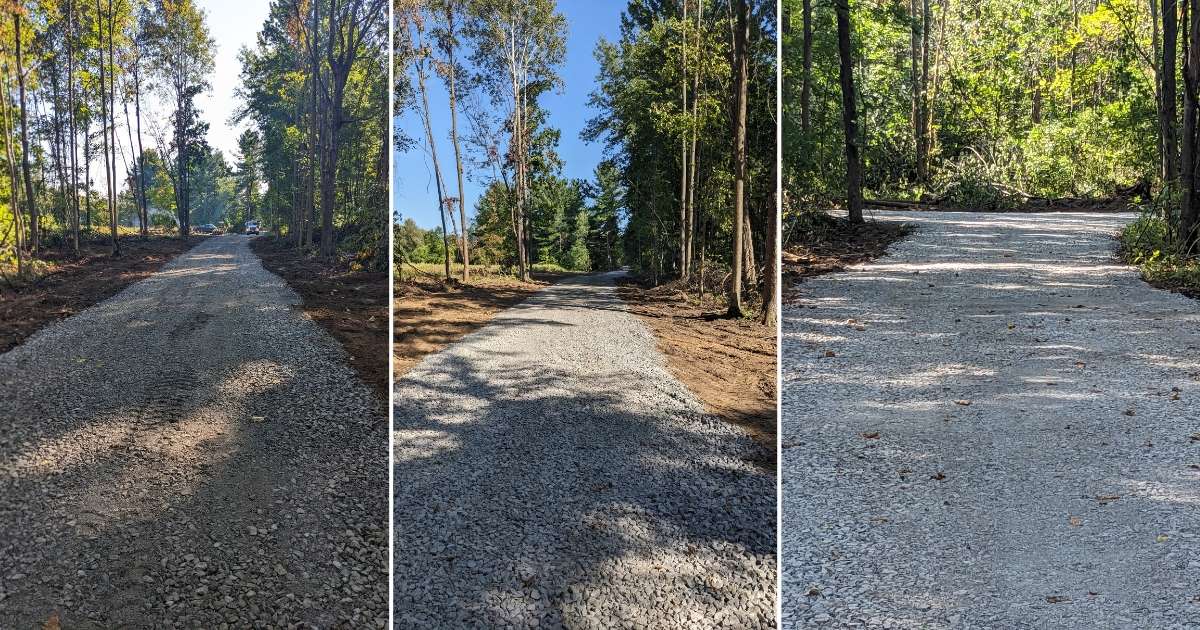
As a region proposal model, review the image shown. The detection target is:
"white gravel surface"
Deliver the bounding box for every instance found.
[782,211,1200,629]
[394,270,777,628]
[0,235,387,627]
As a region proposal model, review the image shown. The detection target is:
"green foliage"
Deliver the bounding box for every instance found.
[1120,212,1200,288]
[785,0,1159,208]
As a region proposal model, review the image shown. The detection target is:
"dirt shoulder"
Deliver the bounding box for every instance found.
[250,237,388,401]
[616,279,777,461]
[784,214,910,295]
[393,268,572,378]
[0,234,204,354]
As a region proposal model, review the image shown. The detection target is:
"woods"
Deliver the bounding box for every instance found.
[240,0,388,268]
[787,0,1162,209]
[0,0,388,286]
[395,0,777,318]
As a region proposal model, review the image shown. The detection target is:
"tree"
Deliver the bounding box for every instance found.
[469,0,567,281]
[146,0,213,238]
[728,0,749,316]
[835,0,862,224]
[434,0,471,281]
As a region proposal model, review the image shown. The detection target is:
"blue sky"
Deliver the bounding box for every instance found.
[393,2,624,229]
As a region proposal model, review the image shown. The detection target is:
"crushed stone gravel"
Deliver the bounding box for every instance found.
[783,211,1200,629]
[0,234,387,627]
[394,270,777,628]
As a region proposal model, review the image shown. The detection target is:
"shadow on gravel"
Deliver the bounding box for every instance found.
[783,212,1200,626]
[0,237,387,627]
[394,274,776,627]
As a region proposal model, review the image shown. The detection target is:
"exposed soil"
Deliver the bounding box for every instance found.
[616,279,777,459]
[0,235,204,353]
[784,214,910,295]
[250,236,388,400]
[393,268,573,378]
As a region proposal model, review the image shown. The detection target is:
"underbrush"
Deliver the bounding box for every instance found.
[1119,212,1200,295]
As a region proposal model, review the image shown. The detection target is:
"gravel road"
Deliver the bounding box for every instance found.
[0,235,386,627]
[394,271,777,628]
[782,211,1200,629]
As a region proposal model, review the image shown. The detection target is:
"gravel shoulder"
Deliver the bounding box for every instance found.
[782,211,1200,629]
[0,234,387,627]
[394,270,777,628]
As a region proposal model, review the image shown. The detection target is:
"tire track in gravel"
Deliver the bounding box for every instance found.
[394,270,777,629]
[0,234,386,628]
[782,211,1200,629]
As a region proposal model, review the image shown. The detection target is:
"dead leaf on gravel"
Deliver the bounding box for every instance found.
[861,431,880,439]
[1069,516,1082,527]
[43,613,61,630]
[1074,361,1086,368]
[823,350,836,358]
[954,399,971,406]
[1045,595,1071,604]
[1096,494,1121,504]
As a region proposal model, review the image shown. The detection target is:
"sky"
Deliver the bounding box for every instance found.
[91,0,268,194]
[197,0,272,162]
[393,2,625,229]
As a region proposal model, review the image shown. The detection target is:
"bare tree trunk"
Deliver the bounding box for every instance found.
[836,0,864,223]
[761,167,778,326]
[14,12,37,255]
[679,0,689,280]
[1166,0,1182,198]
[412,25,451,279]
[107,0,120,249]
[96,0,118,255]
[2,69,25,277]
[67,0,80,254]
[801,0,812,134]
[1182,0,1200,249]
[445,3,470,281]
[133,54,149,237]
[686,0,701,275]
[728,0,748,317]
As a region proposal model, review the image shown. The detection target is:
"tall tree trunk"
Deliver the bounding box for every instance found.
[96,0,118,255]
[3,69,25,277]
[107,0,119,246]
[67,0,80,255]
[836,0,864,223]
[84,119,91,229]
[14,12,37,255]
[445,3,470,282]
[801,0,812,135]
[679,0,689,280]
[728,0,748,317]
[1166,0,1181,197]
[686,0,701,275]
[413,43,451,279]
[133,58,148,238]
[761,167,778,326]
[1182,0,1200,249]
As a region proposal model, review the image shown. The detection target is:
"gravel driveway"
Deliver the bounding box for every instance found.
[782,211,1200,629]
[0,235,386,627]
[394,271,777,628]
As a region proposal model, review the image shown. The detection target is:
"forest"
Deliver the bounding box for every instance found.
[785,0,1159,209]
[0,0,387,285]
[395,0,777,318]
